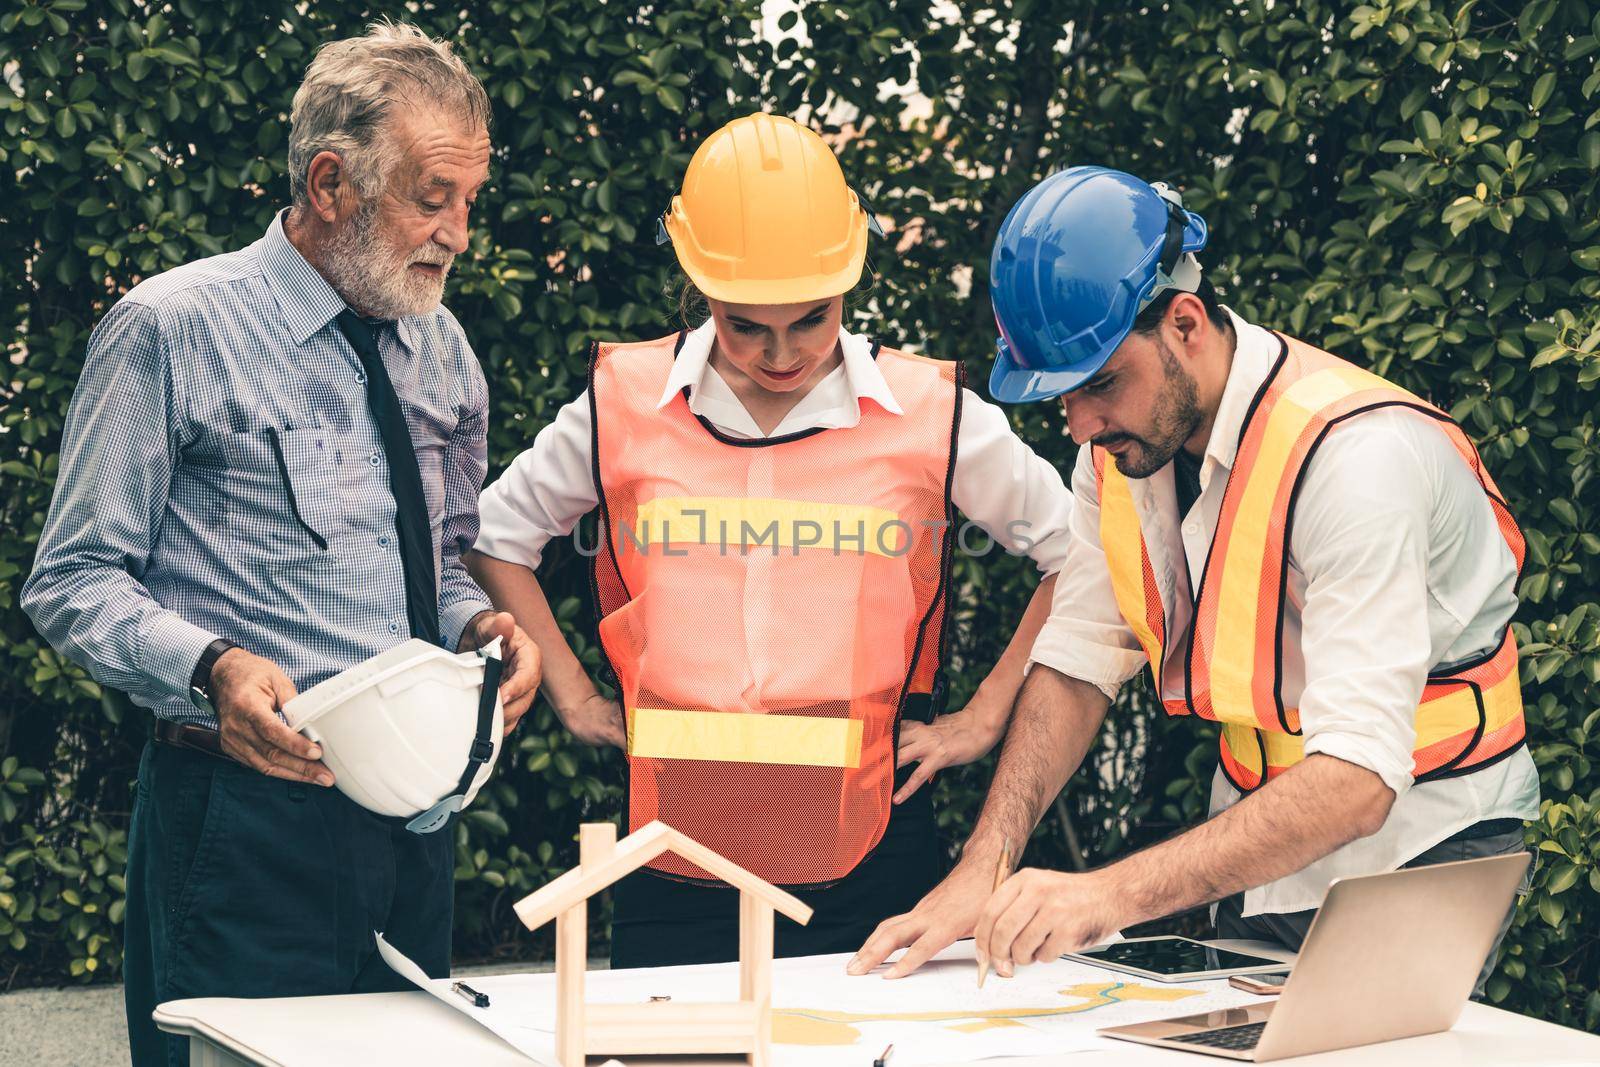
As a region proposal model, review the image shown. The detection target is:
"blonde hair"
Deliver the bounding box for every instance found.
[287,20,490,206]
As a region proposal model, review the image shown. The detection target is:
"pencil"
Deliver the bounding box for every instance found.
[976,838,1012,988]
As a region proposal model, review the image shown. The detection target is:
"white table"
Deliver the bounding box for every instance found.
[155,955,1600,1067]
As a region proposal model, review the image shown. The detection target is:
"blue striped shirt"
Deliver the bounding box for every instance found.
[22,211,494,726]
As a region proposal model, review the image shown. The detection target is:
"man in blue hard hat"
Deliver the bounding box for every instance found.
[849,166,1537,987]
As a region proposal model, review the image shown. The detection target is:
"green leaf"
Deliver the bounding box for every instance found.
[491,290,521,319]
[465,810,509,836]
[655,85,685,112]
[1580,132,1600,171]
[1530,72,1557,111]
[240,62,268,94]
[149,44,197,68]
[1544,862,1581,894]
[1263,72,1286,107]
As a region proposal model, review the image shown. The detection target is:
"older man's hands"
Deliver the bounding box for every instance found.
[459,609,542,733]
[211,647,333,786]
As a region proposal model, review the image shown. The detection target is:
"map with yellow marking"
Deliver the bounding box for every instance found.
[756,945,1264,1063]
[774,980,1200,1046]
[487,941,1267,1065]
[384,933,1271,1066]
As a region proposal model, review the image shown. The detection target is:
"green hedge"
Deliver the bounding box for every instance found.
[1,0,1594,1029]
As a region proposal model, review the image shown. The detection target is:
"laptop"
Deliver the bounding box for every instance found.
[1098,852,1530,1061]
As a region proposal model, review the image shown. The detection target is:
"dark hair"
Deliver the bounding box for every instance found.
[670,259,879,328]
[674,274,711,326]
[1130,272,1232,337]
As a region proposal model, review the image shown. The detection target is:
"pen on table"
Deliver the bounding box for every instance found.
[975,838,1013,988]
[874,1043,895,1067]
[452,981,490,1008]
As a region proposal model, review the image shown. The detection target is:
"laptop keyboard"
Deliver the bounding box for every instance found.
[1169,1021,1267,1051]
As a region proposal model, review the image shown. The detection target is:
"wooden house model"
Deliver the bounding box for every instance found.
[513,821,814,1066]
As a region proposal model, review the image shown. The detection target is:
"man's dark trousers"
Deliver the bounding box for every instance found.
[123,740,454,1067]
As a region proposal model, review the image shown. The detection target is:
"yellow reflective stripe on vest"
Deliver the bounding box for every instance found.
[627,707,865,768]
[1097,462,1166,676]
[1480,667,1524,736]
[1414,662,1522,759]
[1221,722,1305,786]
[1208,365,1385,725]
[1413,684,1486,753]
[1228,661,1523,786]
[634,496,907,556]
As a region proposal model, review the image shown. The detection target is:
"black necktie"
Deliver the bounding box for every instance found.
[335,310,441,645]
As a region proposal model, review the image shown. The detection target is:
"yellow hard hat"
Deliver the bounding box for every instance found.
[657,113,883,304]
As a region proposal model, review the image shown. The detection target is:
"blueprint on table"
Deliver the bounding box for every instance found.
[380,935,1262,1064]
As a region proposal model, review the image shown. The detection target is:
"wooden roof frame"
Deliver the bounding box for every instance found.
[514,820,813,931]
[512,821,814,1065]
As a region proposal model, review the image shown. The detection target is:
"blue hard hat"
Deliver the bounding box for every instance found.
[988,166,1209,404]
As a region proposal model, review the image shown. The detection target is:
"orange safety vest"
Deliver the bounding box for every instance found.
[591,333,960,886]
[1093,333,1527,793]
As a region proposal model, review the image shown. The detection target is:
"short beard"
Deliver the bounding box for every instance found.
[321,199,453,320]
[1098,335,1203,479]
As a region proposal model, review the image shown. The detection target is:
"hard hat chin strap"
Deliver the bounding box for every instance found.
[405,648,504,835]
[1138,251,1205,315]
[1141,181,1204,313]
[1160,252,1204,296]
[853,189,886,238]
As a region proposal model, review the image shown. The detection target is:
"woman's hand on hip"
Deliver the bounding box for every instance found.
[894,692,1011,804]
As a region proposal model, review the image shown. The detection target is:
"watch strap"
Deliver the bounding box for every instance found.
[189,638,239,702]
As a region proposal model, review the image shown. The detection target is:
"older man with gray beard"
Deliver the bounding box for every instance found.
[21,23,539,1066]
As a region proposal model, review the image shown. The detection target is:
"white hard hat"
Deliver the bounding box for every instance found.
[284,637,506,834]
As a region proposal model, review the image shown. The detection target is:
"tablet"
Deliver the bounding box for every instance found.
[1064,935,1292,983]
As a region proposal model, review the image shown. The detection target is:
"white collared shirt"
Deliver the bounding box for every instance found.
[1027,308,1539,917]
[475,319,1075,576]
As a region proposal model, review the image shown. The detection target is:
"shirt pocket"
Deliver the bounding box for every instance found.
[221,427,346,567]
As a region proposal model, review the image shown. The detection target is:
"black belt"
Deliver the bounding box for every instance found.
[152,718,232,762]
[1443,817,1525,842]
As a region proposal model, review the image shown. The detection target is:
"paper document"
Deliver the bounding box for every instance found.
[378,935,1259,1065]
[766,942,1251,1059]
[375,933,557,1064]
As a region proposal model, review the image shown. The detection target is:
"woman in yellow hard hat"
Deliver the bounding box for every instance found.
[468,113,1074,968]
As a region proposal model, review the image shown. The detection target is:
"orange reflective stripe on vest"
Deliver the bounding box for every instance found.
[1095,332,1527,792]
[591,333,959,886]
